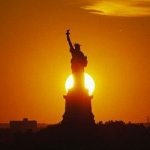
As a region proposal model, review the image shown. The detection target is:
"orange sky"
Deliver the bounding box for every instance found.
[0,0,150,124]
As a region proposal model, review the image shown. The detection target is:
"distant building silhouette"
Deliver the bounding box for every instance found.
[10,118,37,133]
[0,123,9,129]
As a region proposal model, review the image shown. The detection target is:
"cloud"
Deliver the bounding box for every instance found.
[82,0,150,17]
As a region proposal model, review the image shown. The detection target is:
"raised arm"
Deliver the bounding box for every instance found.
[66,30,74,50]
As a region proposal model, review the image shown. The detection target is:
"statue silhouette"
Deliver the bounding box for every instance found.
[66,30,88,73]
[66,30,88,89]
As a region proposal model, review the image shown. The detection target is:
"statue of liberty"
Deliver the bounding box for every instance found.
[66,30,88,89]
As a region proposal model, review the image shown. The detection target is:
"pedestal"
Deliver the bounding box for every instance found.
[62,88,95,128]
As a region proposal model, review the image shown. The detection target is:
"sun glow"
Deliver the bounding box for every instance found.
[65,73,95,95]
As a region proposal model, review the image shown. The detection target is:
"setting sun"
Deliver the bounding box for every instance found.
[65,73,95,95]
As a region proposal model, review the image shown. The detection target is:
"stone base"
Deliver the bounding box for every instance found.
[62,88,95,128]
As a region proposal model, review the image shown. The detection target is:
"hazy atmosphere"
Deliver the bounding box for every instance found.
[0,0,150,124]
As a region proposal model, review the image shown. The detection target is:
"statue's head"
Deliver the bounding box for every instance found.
[74,43,80,51]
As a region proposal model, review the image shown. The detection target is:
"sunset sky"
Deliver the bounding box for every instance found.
[0,0,150,124]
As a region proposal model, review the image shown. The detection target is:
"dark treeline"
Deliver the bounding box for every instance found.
[0,121,150,150]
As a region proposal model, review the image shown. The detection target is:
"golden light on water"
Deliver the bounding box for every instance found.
[65,73,95,95]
